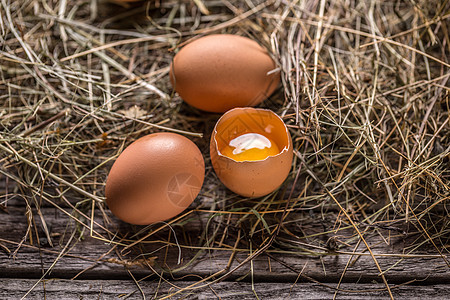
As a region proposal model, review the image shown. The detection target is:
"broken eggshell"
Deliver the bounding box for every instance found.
[210,108,293,197]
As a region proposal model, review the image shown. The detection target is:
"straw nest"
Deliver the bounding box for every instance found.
[1,0,449,297]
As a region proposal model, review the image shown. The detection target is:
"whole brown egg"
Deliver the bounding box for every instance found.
[170,34,280,113]
[105,133,205,225]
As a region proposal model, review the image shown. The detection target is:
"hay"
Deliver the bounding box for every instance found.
[1,0,449,298]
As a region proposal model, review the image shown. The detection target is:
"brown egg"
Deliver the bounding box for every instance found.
[105,132,205,225]
[210,108,293,197]
[170,34,280,113]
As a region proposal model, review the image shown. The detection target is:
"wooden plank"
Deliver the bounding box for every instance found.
[1,206,449,285]
[0,279,449,299]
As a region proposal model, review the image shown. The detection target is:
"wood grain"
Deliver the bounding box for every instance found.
[0,279,448,300]
[1,206,449,285]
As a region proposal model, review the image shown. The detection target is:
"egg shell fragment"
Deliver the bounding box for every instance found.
[210,108,293,197]
[105,132,205,225]
[170,34,280,113]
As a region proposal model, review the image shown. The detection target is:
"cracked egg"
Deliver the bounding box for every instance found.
[210,108,293,197]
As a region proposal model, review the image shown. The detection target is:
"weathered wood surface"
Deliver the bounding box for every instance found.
[1,279,449,300]
[2,178,450,300]
[1,206,449,285]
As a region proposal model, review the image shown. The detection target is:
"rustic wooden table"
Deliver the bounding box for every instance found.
[1,179,449,299]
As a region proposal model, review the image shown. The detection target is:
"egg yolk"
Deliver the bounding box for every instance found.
[220,133,280,162]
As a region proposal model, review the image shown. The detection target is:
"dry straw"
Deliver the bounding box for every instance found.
[0,0,449,298]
